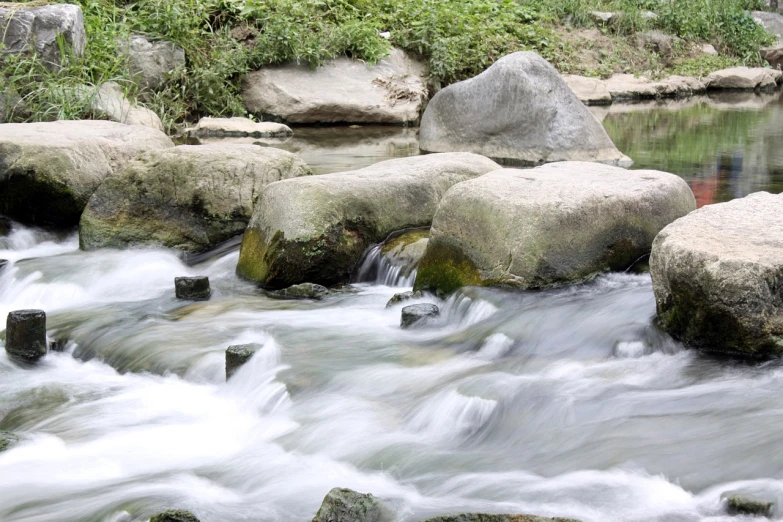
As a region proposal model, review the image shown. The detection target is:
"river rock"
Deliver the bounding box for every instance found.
[357,228,429,284]
[706,67,782,90]
[0,3,86,69]
[419,52,630,166]
[0,120,173,227]
[150,510,200,522]
[386,291,422,308]
[91,82,164,130]
[401,303,440,328]
[236,153,499,288]
[79,144,310,252]
[5,309,47,364]
[650,192,783,359]
[0,259,8,273]
[761,46,783,71]
[0,431,18,452]
[174,277,211,301]
[414,162,695,295]
[273,283,330,300]
[562,75,612,105]
[226,343,262,379]
[187,117,292,138]
[312,487,389,522]
[123,34,185,92]
[603,74,707,100]
[726,496,774,517]
[243,48,426,124]
[424,513,579,522]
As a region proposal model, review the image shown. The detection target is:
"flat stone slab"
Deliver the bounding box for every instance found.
[603,74,707,100]
[415,162,695,294]
[650,191,783,359]
[186,117,292,138]
[563,75,612,105]
[242,48,427,124]
[706,67,782,90]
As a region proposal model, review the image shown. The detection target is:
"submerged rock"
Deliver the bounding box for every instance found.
[226,343,262,379]
[80,144,310,252]
[312,487,389,522]
[401,303,440,328]
[0,431,18,452]
[6,309,47,364]
[123,34,185,92]
[707,67,782,90]
[187,117,293,138]
[236,153,499,289]
[150,510,200,522]
[386,291,423,308]
[419,52,630,166]
[174,277,211,301]
[0,120,173,227]
[0,3,86,69]
[273,283,330,300]
[726,496,774,517]
[243,48,427,125]
[415,162,695,295]
[650,192,783,359]
[424,513,579,522]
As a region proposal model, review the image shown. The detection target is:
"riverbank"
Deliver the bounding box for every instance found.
[1,0,782,132]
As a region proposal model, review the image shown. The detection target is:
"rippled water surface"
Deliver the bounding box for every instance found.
[2,96,783,522]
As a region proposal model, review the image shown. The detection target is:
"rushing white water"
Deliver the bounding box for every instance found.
[355,245,418,287]
[1,222,783,522]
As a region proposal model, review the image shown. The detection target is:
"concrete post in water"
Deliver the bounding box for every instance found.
[6,310,47,363]
[225,343,262,380]
[174,276,211,300]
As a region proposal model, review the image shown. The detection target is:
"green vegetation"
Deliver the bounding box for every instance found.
[0,0,779,130]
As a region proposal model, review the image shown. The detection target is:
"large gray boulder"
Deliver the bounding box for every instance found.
[753,11,783,44]
[419,52,630,166]
[236,153,500,288]
[312,488,390,522]
[414,162,695,294]
[762,46,783,70]
[242,48,427,124]
[123,34,185,92]
[706,67,782,90]
[0,3,86,69]
[0,120,173,227]
[80,144,311,252]
[650,192,783,359]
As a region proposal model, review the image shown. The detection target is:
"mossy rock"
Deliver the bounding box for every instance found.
[236,153,499,289]
[312,488,390,522]
[0,431,18,452]
[726,496,773,517]
[80,144,311,253]
[150,510,200,522]
[0,121,173,227]
[415,162,695,295]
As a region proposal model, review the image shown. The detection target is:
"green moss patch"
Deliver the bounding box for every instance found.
[414,240,482,295]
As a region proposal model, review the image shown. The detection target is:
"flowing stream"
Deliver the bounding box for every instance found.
[1,95,783,522]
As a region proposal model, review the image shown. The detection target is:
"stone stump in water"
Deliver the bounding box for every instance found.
[401,304,440,328]
[174,277,211,301]
[226,343,262,379]
[5,310,47,363]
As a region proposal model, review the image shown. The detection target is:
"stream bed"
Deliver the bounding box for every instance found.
[1,92,782,522]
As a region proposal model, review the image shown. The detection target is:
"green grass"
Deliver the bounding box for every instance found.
[0,0,779,130]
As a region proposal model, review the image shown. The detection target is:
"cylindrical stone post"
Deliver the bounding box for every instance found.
[6,310,47,363]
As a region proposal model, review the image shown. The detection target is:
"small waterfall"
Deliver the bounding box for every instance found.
[355,245,418,287]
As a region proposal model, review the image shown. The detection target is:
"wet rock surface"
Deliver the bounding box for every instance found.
[726,496,774,517]
[150,510,201,522]
[174,277,211,301]
[5,309,47,364]
[401,303,440,328]
[272,283,330,300]
[312,487,389,522]
[650,191,783,359]
[225,343,262,379]
[386,290,423,308]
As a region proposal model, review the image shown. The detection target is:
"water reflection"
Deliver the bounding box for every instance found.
[601,90,783,206]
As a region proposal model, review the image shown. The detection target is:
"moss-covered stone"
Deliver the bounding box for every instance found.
[150,510,200,522]
[226,343,262,379]
[414,241,482,295]
[312,488,389,522]
[0,431,18,452]
[726,496,773,517]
